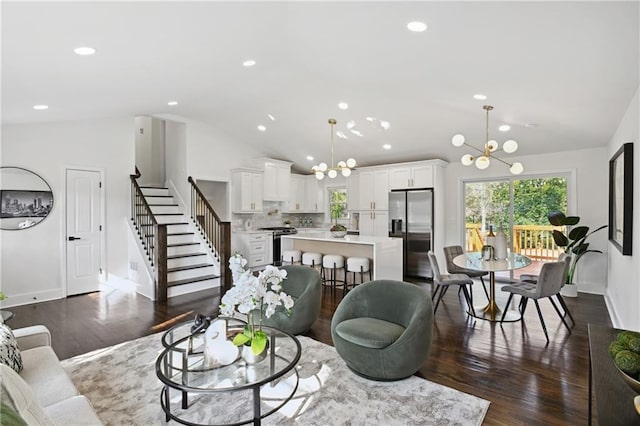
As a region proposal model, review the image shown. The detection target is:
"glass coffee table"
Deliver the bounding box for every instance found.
[156,317,301,426]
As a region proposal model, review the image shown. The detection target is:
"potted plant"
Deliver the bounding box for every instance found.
[548,211,607,297]
[330,202,347,237]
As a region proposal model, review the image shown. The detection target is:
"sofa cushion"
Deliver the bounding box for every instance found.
[0,323,23,373]
[0,364,54,425]
[20,346,79,407]
[335,317,406,349]
[43,395,103,425]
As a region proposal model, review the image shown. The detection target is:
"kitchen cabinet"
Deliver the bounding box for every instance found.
[358,210,388,237]
[358,169,389,210]
[231,169,263,213]
[289,175,305,211]
[304,176,324,212]
[260,159,292,201]
[389,164,433,189]
[346,172,359,211]
[231,231,273,270]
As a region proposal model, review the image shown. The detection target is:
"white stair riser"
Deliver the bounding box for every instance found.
[168,266,217,282]
[168,245,202,256]
[167,278,220,298]
[166,224,191,234]
[143,196,175,205]
[150,205,181,214]
[141,188,170,197]
[168,255,208,269]
[168,234,196,245]
[156,214,186,224]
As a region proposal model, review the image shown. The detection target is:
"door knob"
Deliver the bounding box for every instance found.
[68,236,81,241]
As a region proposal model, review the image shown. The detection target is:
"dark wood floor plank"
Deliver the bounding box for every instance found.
[6,280,611,425]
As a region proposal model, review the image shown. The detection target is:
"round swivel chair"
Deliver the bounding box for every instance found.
[331,280,433,381]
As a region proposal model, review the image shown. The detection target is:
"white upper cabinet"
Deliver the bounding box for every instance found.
[389,164,433,189]
[358,169,389,210]
[257,159,292,202]
[289,175,305,211]
[304,176,323,213]
[231,169,263,213]
[345,172,359,211]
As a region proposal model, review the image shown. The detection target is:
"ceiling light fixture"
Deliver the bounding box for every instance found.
[407,21,427,32]
[33,105,48,110]
[473,94,487,100]
[338,102,349,110]
[306,156,314,161]
[167,101,178,106]
[267,114,276,121]
[383,144,392,150]
[498,124,510,132]
[74,47,96,56]
[257,125,266,132]
[312,118,356,180]
[451,105,524,175]
[243,60,256,67]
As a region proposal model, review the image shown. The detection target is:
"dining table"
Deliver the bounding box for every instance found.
[453,252,532,322]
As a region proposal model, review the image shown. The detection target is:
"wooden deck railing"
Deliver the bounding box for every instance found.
[188,177,232,294]
[465,223,565,261]
[130,167,168,302]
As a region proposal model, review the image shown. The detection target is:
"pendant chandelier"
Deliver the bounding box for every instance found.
[312,118,356,180]
[451,105,524,175]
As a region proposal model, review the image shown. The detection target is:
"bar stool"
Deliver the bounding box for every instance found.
[322,254,346,293]
[281,250,302,265]
[302,252,323,273]
[346,257,371,289]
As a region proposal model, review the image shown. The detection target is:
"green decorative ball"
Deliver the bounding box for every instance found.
[609,341,628,358]
[628,337,640,354]
[616,331,640,347]
[614,350,640,376]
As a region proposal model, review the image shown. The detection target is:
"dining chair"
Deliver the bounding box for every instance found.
[500,259,572,342]
[443,245,489,299]
[427,251,475,316]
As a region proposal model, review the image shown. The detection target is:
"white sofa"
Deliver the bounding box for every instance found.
[1,325,102,425]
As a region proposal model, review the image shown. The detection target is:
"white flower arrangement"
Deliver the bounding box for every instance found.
[220,253,293,355]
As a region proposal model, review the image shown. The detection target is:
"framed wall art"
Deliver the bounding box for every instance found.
[608,142,633,255]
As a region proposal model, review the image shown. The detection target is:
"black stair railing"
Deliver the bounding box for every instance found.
[188,176,232,294]
[130,167,168,302]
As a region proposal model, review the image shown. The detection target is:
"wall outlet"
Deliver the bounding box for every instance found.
[129,261,138,271]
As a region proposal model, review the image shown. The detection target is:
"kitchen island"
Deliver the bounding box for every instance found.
[281,232,403,281]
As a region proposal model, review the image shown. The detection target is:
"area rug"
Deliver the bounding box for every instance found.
[61,333,489,425]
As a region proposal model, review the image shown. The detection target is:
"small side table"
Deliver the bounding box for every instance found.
[1,310,14,323]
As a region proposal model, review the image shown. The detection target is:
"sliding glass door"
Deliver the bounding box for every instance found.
[464,175,568,280]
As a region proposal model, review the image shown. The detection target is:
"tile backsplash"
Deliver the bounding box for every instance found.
[232,201,324,230]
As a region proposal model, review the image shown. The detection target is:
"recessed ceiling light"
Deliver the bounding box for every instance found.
[383,144,392,150]
[167,101,178,106]
[243,60,256,67]
[33,105,48,110]
[498,124,511,132]
[473,94,487,100]
[267,114,276,121]
[407,21,427,32]
[306,156,314,161]
[257,125,266,132]
[74,47,96,56]
[338,102,349,110]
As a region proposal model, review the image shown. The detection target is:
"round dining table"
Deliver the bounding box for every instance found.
[453,252,532,322]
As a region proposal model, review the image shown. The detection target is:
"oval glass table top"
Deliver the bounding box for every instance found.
[0,167,54,230]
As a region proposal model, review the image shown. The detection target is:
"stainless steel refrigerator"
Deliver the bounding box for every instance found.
[389,189,434,279]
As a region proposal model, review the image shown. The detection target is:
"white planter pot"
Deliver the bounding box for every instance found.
[561,284,578,298]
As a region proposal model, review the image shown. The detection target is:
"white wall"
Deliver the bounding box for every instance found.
[444,147,609,294]
[0,117,134,306]
[606,87,640,331]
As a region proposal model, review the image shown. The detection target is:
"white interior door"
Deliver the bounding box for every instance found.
[66,169,102,295]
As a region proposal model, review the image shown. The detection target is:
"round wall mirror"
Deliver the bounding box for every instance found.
[0,167,54,230]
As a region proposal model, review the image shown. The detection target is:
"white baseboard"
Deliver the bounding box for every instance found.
[0,289,64,308]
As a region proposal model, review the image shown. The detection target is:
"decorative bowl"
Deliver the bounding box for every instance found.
[331,230,347,238]
[615,364,640,393]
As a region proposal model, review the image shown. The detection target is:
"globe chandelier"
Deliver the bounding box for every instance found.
[451,105,524,175]
[312,118,356,180]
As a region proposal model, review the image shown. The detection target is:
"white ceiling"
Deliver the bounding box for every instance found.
[2,2,638,173]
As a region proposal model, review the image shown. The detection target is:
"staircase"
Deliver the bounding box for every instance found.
[136,185,220,298]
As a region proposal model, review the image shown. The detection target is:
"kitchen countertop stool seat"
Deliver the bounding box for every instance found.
[346,257,371,289]
[322,254,346,294]
[281,249,302,265]
[302,252,323,273]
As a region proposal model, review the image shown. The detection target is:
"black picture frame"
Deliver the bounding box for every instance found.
[608,142,633,255]
[0,189,54,219]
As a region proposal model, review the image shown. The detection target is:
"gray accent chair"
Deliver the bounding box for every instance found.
[443,245,489,299]
[428,251,475,316]
[331,280,433,381]
[500,259,573,342]
[255,265,322,335]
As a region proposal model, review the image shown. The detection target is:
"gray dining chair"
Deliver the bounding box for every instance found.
[427,251,475,316]
[500,259,572,342]
[443,245,489,299]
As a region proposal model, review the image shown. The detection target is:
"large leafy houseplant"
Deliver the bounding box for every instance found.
[548,211,607,284]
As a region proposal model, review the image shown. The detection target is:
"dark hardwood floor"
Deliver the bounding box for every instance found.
[7,280,611,425]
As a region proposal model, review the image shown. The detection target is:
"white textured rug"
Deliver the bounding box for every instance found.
[62,332,489,425]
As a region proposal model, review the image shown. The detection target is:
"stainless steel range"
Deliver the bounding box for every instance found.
[257,227,298,265]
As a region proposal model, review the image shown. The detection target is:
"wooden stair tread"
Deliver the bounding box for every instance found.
[168,263,214,273]
[168,242,200,247]
[140,222,188,226]
[137,203,179,207]
[167,252,207,259]
[140,186,169,189]
[167,275,220,287]
[148,213,183,216]
[142,195,173,198]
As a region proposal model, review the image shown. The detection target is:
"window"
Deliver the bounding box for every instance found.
[328,187,348,222]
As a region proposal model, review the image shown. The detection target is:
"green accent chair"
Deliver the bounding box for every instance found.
[255,265,322,335]
[331,280,434,381]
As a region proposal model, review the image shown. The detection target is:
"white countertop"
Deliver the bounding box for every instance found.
[283,232,400,245]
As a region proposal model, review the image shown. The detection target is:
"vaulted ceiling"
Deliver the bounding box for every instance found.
[2,2,638,173]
